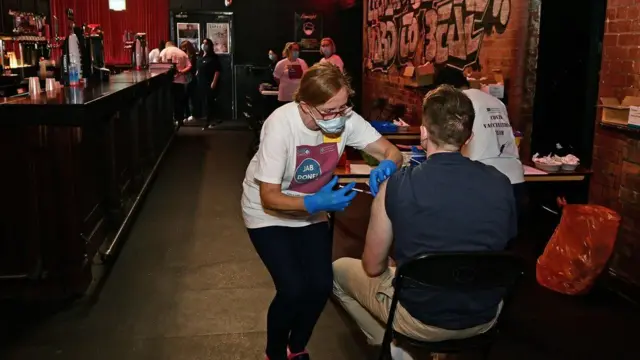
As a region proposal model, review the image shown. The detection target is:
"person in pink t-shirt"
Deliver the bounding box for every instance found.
[242,63,402,360]
[159,41,192,124]
[318,38,344,73]
[273,42,308,103]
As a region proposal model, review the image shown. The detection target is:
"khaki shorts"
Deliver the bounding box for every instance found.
[332,257,500,345]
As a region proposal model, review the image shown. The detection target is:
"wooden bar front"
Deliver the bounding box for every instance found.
[0,71,175,300]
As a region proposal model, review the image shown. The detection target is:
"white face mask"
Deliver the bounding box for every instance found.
[315,116,347,134]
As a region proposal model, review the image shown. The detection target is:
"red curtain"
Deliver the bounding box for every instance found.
[49,0,169,65]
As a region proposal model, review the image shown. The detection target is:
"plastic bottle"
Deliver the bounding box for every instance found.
[69,55,79,86]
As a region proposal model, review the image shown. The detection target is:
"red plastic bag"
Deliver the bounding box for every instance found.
[536,203,621,295]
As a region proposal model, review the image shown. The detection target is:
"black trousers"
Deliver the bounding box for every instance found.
[202,87,218,126]
[184,79,198,119]
[172,83,187,123]
[247,222,333,360]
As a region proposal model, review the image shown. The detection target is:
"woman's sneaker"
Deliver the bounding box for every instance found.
[288,350,310,360]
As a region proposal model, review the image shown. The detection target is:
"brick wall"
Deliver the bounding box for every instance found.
[591,1,640,288]
[362,0,537,133]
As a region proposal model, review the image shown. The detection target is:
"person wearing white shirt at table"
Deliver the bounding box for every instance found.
[148,40,165,63]
[434,66,526,216]
[318,38,344,73]
[273,42,309,103]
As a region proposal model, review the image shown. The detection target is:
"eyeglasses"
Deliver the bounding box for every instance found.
[311,99,354,120]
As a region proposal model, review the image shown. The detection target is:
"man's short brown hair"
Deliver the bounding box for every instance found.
[422,85,475,149]
[294,62,354,106]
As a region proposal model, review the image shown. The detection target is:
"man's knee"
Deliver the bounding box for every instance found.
[332,257,363,295]
[333,257,362,276]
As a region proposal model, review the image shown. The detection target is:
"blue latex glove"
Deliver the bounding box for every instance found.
[303,176,358,214]
[369,159,397,197]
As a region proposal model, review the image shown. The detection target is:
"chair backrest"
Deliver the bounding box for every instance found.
[396,252,524,291]
[391,104,406,121]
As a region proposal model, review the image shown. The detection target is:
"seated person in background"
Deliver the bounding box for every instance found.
[332,85,517,360]
[434,66,526,215]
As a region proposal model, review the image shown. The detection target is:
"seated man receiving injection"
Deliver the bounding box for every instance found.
[332,85,517,359]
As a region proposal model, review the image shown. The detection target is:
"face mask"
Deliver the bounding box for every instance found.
[201,44,209,52]
[291,51,299,59]
[321,48,332,57]
[269,54,275,61]
[315,116,347,134]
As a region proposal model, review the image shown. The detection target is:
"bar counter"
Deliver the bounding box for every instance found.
[0,71,169,125]
[0,71,175,300]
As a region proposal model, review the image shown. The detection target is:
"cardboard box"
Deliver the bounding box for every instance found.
[468,69,504,90]
[599,96,640,125]
[402,65,415,78]
[415,63,435,87]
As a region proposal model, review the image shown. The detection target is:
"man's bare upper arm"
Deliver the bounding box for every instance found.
[368,181,392,234]
[363,181,394,276]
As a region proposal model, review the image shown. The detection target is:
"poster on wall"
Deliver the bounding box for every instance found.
[365,0,511,72]
[206,22,230,54]
[176,23,200,50]
[294,12,323,52]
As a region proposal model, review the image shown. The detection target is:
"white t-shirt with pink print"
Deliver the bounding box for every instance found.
[241,102,381,229]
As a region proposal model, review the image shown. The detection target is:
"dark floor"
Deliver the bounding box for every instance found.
[1,129,639,359]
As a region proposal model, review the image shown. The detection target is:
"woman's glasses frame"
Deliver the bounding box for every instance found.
[310,99,354,120]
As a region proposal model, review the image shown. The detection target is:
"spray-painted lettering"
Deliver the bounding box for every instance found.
[366,0,511,71]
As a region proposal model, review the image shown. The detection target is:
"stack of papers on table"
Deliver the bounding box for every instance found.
[523,165,547,175]
[349,164,373,175]
[347,164,548,176]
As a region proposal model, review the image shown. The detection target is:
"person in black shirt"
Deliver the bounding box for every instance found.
[266,49,278,86]
[198,38,222,130]
[332,85,517,359]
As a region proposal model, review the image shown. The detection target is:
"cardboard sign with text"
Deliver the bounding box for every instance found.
[599,96,640,126]
[629,105,640,128]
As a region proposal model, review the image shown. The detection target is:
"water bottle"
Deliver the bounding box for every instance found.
[69,55,79,86]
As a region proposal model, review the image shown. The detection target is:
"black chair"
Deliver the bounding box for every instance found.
[367,98,388,120]
[245,111,262,156]
[244,95,264,156]
[390,104,406,121]
[379,252,524,360]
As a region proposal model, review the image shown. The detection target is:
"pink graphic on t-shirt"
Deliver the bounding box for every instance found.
[288,143,339,194]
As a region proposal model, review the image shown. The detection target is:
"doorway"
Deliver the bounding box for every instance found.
[531,0,607,168]
[170,10,235,122]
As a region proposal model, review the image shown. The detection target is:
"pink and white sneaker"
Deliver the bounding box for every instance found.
[264,347,310,360]
[287,348,310,360]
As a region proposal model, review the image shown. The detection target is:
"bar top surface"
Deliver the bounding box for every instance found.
[0,70,172,126]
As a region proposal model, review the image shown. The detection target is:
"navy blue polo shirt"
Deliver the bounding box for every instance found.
[385,152,517,330]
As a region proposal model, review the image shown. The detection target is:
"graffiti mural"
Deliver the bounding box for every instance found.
[366,0,511,71]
